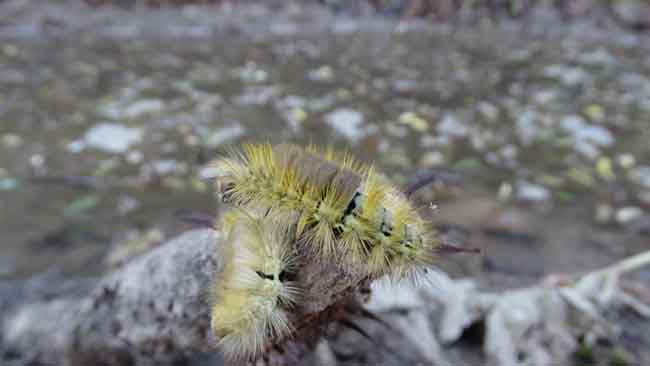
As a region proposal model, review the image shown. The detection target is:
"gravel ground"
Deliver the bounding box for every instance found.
[0,0,649,364]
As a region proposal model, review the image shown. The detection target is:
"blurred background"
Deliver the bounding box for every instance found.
[0,0,649,364]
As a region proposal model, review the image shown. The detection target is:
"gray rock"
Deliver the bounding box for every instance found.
[437,113,468,138]
[83,123,143,154]
[324,108,365,142]
[516,181,551,203]
[611,0,650,29]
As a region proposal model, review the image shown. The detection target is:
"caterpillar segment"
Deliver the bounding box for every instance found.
[210,143,441,279]
[210,208,300,361]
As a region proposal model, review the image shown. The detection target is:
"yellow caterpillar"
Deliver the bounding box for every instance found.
[210,208,300,361]
[210,143,441,279]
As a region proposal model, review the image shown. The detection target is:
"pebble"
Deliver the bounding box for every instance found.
[618,154,636,169]
[516,181,551,203]
[84,123,143,154]
[286,108,308,132]
[385,122,409,138]
[515,109,539,145]
[66,139,86,153]
[639,191,650,206]
[630,166,650,189]
[610,0,650,29]
[596,157,615,181]
[206,123,246,147]
[578,48,615,66]
[64,195,100,217]
[398,112,429,132]
[477,101,499,122]
[0,178,18,191]
[307,65,334,82]
[29,154,44,168]
[391,79,419,93]
[616,206,644,225]
[419,151,445,167]
[151,160,181,175]
[567,167,595,187]
[498,182,513,201]
[0,256,16,277]
[233,86,278,106]
[543,65,588,86]
[237,62,268,83]
[560,115,614,159]
[532,90,557,105]
[595,204,614,224]
[123,99,164,119]
[560,115,614,147]
[126,151,144,165]
[437,114,468,137]
[324,108,365,142]
[583,104,605,122]
[117,195,140,215]
[1,133,23,148]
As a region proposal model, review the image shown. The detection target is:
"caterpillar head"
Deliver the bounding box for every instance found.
[211,209,299,361]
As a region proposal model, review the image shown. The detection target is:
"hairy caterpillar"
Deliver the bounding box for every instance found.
[210,143,441,279]
[210,208,300,361]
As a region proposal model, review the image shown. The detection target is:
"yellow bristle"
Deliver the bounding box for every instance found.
[210,208,299,361]
[210,143,442,279]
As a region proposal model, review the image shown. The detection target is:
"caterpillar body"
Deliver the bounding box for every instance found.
[210,143,441,279]
[210,208,300,361]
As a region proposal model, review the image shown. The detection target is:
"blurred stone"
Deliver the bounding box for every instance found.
[560,115,613,159]
[237,62,268,83]
[639,191,650,207]
[29,154,44,168]
[583,104,605,122]
[0,177,18,191]
[498,182,513,201]
[1,133,22,148]
[63,195,100,217]
[515,109,540,146]
[611,0,650,30]
[307,65,334,82]
[561,115,613,147]
[66,139,85,153]
[543,65,587,86]
[151,159,181,175]
[0,256,16,277]
[616,206,644,225]
[437,113,467,137]
[567,167,595,187]
[233,86,279,106]
[385,122,408,138]
[618,154,636,169]
[123,99,163,119]
[84,123,142,154]
[116,195,139,215]
[324,108,365,142]
[630,166,650,189]
[516,181,551,204]
[206,124,245,147]
[419,151,445,167]
[126,150,143,164]
[595,204,613,225]
[105,228,164,267]
[286,107,308,132]
[533,90,557,105]
[477,101,498,122]
[596,157,615,181]
[398,112,429,132]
